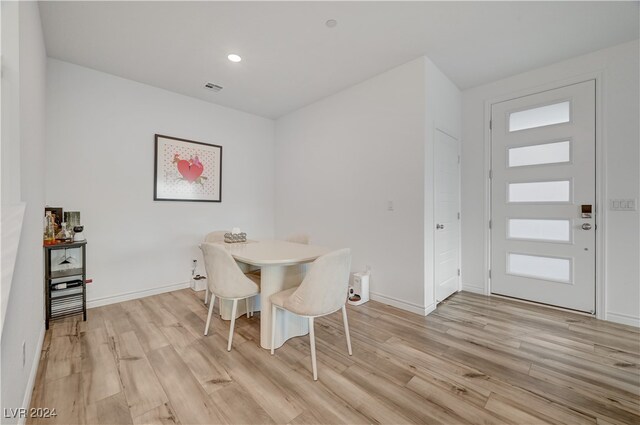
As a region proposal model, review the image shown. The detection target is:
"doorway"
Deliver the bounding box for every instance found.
[490,80,596,313]
[435,129,461,303]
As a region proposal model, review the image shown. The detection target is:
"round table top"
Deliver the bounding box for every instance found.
[217,239,332,266]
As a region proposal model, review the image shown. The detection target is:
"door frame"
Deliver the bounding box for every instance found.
[433,127,462,304]
[482,71,606,319]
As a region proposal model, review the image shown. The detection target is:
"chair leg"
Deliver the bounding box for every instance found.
[246,298,251,318]
[270,305,277,355]
[342,305,353,356]
[204,294,216,336]
[204,288,209,305]
[309,317,318,381]
[227,299,238,351]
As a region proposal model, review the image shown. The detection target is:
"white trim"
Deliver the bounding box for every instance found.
[370,291,433,316]
[86,281,190,309]
[19,323,46,425]
[484,71,606,315]
[593,73,606,321]
[484,96,492,296]
[606,312,640,328]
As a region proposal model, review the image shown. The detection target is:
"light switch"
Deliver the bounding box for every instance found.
[609,199,637,211]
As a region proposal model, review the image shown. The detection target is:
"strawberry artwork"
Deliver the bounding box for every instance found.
[173,153,208,186]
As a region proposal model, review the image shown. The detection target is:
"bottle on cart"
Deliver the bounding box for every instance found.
[55,221,73,242]
[44,212,56,245]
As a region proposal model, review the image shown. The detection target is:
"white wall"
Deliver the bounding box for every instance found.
[1,0,21,205]
[275,58,427,313]
[46,59,275,306]
[461,40,640,326]
[0,1,47,419]
[424,58,462,309]
[275,57,461,315]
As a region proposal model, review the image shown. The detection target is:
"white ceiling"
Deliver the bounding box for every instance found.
[39,1,639,119]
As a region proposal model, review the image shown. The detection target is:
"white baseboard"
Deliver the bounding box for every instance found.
[19,322,46,425]
[425,302,436,315]
[606,311,640,328]
[369,291,430,316]
[86,281,190,309]
[461,284,485,295]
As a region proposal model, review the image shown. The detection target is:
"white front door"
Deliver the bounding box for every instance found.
[435,129,460,303]
[490,80,596,313]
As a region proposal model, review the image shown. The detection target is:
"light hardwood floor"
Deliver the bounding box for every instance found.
[28,290,640,424]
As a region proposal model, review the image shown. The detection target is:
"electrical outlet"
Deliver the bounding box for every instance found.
[22,341,26,368]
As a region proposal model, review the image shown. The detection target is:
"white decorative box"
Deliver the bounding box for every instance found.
[348,271,370,306]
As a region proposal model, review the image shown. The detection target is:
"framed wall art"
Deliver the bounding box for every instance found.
[154,134,222,202]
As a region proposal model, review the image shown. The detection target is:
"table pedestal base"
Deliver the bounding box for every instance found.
[260,264,308,349]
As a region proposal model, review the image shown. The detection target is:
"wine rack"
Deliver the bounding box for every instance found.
[44,241,87,329]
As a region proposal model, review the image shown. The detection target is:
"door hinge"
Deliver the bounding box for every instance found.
[457,212,460,220]
[489,120,493,130]
[458,155,460,164]
[489,269,492,278]
[489,219,492,229]
[489,170,492,179]
[457,269,461,276]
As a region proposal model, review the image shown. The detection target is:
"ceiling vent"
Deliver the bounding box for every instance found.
[204,82,223,92]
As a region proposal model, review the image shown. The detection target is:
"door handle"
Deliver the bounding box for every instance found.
[436,224,444,230]
[581,223,592,230]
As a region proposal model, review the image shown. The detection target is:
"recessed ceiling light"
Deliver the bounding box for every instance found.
[227,54,242,63]
[325,19,337,28]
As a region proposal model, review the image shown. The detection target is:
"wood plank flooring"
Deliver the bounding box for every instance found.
[28,290,640,424]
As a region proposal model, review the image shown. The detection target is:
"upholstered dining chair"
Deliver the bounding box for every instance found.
[202,231,228,305]
[200,243,260,351]
[204,231,228,243]
[270,248,352,380]
[286,233,310,244]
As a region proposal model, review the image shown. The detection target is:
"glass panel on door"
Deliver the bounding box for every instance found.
[507,253,572,283]
[508,219,571,242]
[509,101,570,132]
[508,180,571,203]
[508,141,571,167]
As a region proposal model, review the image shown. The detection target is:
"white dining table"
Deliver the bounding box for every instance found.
[218,239,330,350]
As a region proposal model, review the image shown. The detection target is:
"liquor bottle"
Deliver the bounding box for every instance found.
[44,211,56,245]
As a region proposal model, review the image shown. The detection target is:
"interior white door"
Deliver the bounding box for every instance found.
[435,129,460,303]
[491,80,596,313]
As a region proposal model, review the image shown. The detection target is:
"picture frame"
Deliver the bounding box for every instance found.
[154,134,222,202]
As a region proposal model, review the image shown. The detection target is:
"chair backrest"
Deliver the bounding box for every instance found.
[204,230,228,243]
[284,248,351,316]
[200,243,258,299]
[286,233,310,244]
